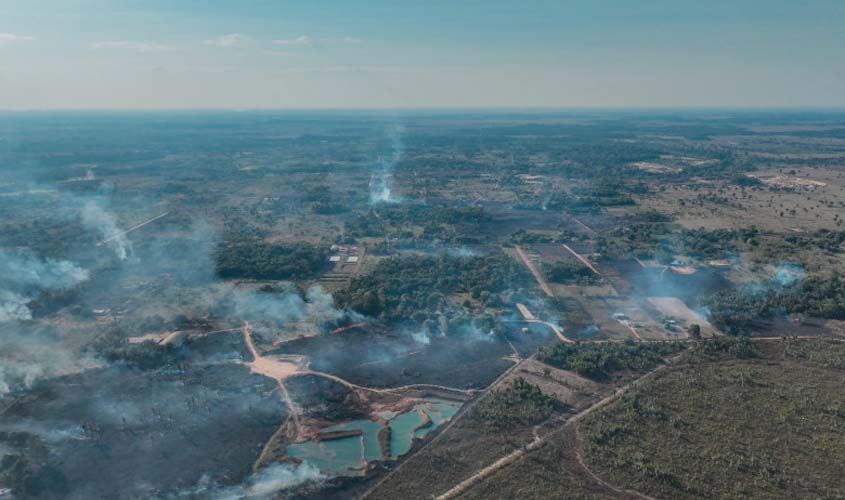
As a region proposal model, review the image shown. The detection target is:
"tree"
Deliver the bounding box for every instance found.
[688,324,701,339]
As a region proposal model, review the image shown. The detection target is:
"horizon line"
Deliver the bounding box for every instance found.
[3,105,845,114]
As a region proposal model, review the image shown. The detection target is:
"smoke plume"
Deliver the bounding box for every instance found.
[369,124,404,204]
[185,461,324,499]
[0,249,89,321]
[81,200,132,260]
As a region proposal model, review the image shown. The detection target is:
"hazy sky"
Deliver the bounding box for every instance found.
[1,0,843,109]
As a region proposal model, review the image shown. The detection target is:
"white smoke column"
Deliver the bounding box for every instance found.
[229,284,356,336]
[197,461,324,499]
[410,329,431,345]
[232,287,307,325]
[369,123,404,204]
[0,250,89,321]
[81,200,132,260]
[305,284,346,327]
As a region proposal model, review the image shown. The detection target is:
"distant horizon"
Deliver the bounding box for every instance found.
[3,106,845,114]
[2,1,843,110]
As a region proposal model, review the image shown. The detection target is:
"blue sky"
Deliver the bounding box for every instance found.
[1,0,843,109]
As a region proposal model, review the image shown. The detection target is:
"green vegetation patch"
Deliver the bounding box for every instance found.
[706,274,845,334]
[334,252,528,322]
[581,340,845,499]
[215,240,330,280]
[537,341,684,380]
[686,336,757,362]
[475,378,558,429]
[781,337,845,370]
[544,261,602,285]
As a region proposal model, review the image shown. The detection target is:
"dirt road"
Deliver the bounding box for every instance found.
[515,245,555,297]
[562,243,601,275]
[433,354,683,499]
[573,425,657,500]
[97,211,169,246]
[359,357,529,500]
[513,303,573,343]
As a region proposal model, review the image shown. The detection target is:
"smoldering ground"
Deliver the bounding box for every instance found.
[0,248,95,396]
[178,461,324,500]
[274,321,514,390]
[0,363,287,500]
[0,249,89,322]
[0,195,355,498]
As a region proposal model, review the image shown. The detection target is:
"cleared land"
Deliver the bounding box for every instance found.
[452,338,845,500]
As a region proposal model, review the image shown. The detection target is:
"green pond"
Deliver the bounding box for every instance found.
[323,419,384,461]
[388,410,426,457]
[287,436,363,475]
[415,400,461,438]
[288,398,463,476]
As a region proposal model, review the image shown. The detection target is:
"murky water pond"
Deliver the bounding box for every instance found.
[287,436,364,475]
[323,419,384,461]
[388,410,426,456]
[288,397,463,476]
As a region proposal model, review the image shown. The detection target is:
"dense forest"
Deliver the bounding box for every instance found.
[334,252,529,322]
[215,240,330,280]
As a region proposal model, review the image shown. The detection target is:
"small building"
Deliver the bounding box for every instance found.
[346,256,359,263]
[329,255,341,262]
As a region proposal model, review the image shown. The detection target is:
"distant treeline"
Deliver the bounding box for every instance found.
[215,240,330,280]
[599,224,845,264]
[343,204,490,244]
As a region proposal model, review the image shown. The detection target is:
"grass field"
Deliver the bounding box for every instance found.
[580,338,845,499]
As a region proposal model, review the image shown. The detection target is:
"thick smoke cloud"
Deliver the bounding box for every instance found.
[0,324,100,396]
[0,249,89,321]
[227,283,354,338]
[369,124,404,204]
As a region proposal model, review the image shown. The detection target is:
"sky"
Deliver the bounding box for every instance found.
[1,0,843,109]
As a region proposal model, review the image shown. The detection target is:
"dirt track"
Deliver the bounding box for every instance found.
[432,352,685,499]
[97,211,169,246]
[515,245,555,297]
[562,243,601,275]
[573,425,657,500]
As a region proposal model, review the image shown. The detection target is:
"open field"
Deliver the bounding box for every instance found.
[580,338,845,499]
[445,338,845,500]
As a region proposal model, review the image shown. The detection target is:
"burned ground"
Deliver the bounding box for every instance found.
[274,327,514,390]
[0,363,284,499]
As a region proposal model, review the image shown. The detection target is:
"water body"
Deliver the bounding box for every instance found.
[323,419,384,461]
[287,436,363,475]
[416,398,461,438]
[288,399,463,476]
[388,410,426,457]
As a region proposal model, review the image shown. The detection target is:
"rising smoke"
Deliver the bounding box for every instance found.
[0,249,89,321]
[81,200,132,260]
[228,283,356,339]
[0,323,100,396]
[369,124,404,204]
[184,461,325,499]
